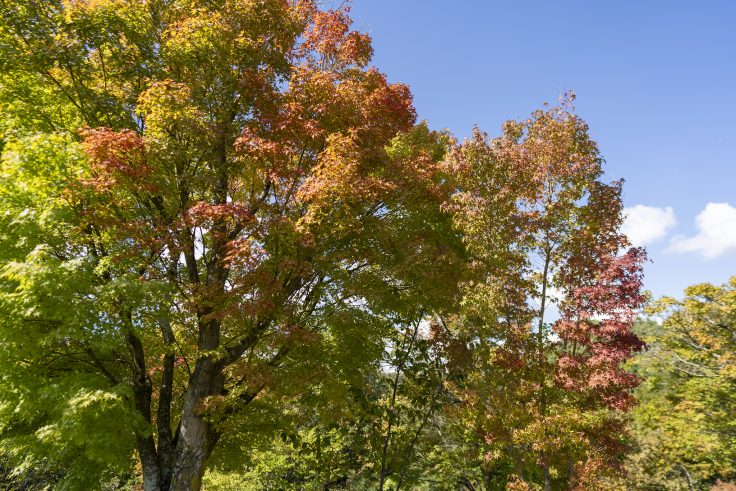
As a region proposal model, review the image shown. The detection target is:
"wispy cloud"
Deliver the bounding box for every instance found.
[622,205,677,247]
[670,202,736,259]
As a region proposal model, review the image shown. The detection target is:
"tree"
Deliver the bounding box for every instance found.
[0,1,463,489]
[436,96,647,489]
[610,281,736,490]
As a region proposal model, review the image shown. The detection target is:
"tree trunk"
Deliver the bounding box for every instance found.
[167,356,224,491]
[138,436,162,491]
[157,350,175,488]
[125,312,163,491]
[543,464,551,491]
[379,314,422,491]
[677,463,695,491]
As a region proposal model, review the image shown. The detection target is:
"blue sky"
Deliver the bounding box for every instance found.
[351,0,736,298]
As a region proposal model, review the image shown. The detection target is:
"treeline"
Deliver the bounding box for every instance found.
[0,1,732,490]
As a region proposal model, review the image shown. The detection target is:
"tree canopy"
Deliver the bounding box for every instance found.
[0,1,731,491]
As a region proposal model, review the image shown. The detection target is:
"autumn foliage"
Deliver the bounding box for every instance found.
[438,100,647,489]
[0,2,652,490]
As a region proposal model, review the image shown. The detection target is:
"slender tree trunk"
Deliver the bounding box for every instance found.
[156,349,175,488]
[157,266,179,488]
[379,314,422,491]
[677,463,695,491]
[539,248,551,491]
[395,380,441,491]
[125,309,162,491]
[537,247,551,400]
[543,465,551,491]
[566,461,577,490]
[460,476,477,491]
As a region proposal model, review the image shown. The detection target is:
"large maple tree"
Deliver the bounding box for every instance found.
[0,1,462,489]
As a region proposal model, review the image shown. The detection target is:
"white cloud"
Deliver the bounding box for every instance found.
[669,202,736,259]
[621,205,677,247]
